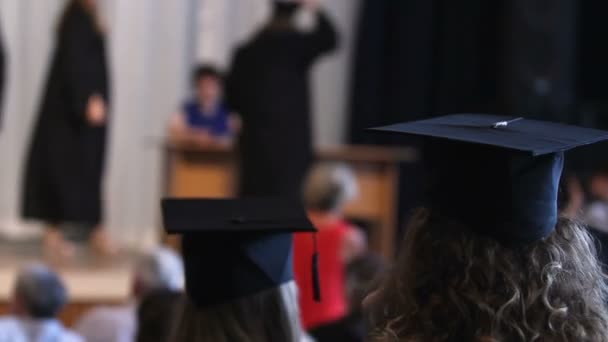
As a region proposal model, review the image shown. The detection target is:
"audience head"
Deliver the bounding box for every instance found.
[12,264,68,319]
[133,247,184,298]
[60,0,104,35]
[192,65,224,108]
[272,0,301,19]
[136,289,182,342]
[303,162,358,215]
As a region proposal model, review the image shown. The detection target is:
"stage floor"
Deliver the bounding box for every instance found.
[0,237,134,303]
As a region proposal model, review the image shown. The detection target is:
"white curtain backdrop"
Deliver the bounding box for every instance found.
[0,0,197,248]
[0,0,359,248]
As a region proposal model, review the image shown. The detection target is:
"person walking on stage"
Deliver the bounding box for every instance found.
[226,0,339,197]
[22,0,113,258]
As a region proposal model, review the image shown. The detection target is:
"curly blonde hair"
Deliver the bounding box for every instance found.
[368,210,608,341]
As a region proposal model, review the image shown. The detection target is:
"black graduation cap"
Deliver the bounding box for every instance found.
[372,114,608,244]
[161,198,319,308]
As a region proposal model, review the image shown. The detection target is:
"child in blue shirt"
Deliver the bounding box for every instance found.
[170,65,240,147]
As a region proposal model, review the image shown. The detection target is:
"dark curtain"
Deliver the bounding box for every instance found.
[348,0,590,242]
[578,0,608,128]
[348,0,585,142]
[502,0,578,124]
[348,0,434,146]
[572,0,608,174]
[349,0,505,145]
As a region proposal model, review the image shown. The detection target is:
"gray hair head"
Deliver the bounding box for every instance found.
[303,162,358,212]
[135,247,184,293]
[15,264,67,319]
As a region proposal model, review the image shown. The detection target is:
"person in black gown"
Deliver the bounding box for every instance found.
[22,0,113,257]
[226,0,339,197]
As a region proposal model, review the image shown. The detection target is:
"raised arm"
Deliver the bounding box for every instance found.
[300,4,340,63]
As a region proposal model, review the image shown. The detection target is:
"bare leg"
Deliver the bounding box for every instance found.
[44,226,76,259]
[89,226,118,257]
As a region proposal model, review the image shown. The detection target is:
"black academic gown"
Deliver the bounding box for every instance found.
[226,11,338,197]
[22,3,110,226]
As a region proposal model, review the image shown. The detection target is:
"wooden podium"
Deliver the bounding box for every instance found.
[163,144,417,259]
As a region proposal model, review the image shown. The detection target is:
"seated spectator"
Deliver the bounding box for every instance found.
[310,254,387,342]
[366,115,608,341]
[0,264,82,342]
[169,65,240,148]
[75,247,184,342]
[136,289,182,342]
[162,198,313,342]
[294,162,367,330]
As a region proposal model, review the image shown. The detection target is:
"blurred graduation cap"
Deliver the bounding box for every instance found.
[371,114,608,245]
[162,198,319,308]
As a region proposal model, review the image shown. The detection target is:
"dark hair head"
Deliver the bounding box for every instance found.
[192,65,223,87]
[15,264,68,319]
[368,211,608,341]
[171,282,303,342]
[136,290,182,342]
[58,0,102,35]
[272,1,301,18]
[303,163,358,213]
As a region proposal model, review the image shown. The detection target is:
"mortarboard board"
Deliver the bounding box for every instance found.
[371,114,608,245]
[162,198,318,308]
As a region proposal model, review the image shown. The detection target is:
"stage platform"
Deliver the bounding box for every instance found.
[0,237,135,326]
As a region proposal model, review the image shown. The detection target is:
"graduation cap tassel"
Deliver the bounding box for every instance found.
[312,233,321,302]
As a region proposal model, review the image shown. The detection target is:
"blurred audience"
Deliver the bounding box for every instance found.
[135,289,182,342]
[0,264,82,342]
[226,0,339,197]
[75,247,184,342]
[169,65,240,148]
[294,162,367,331]
[310,254,387,342]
